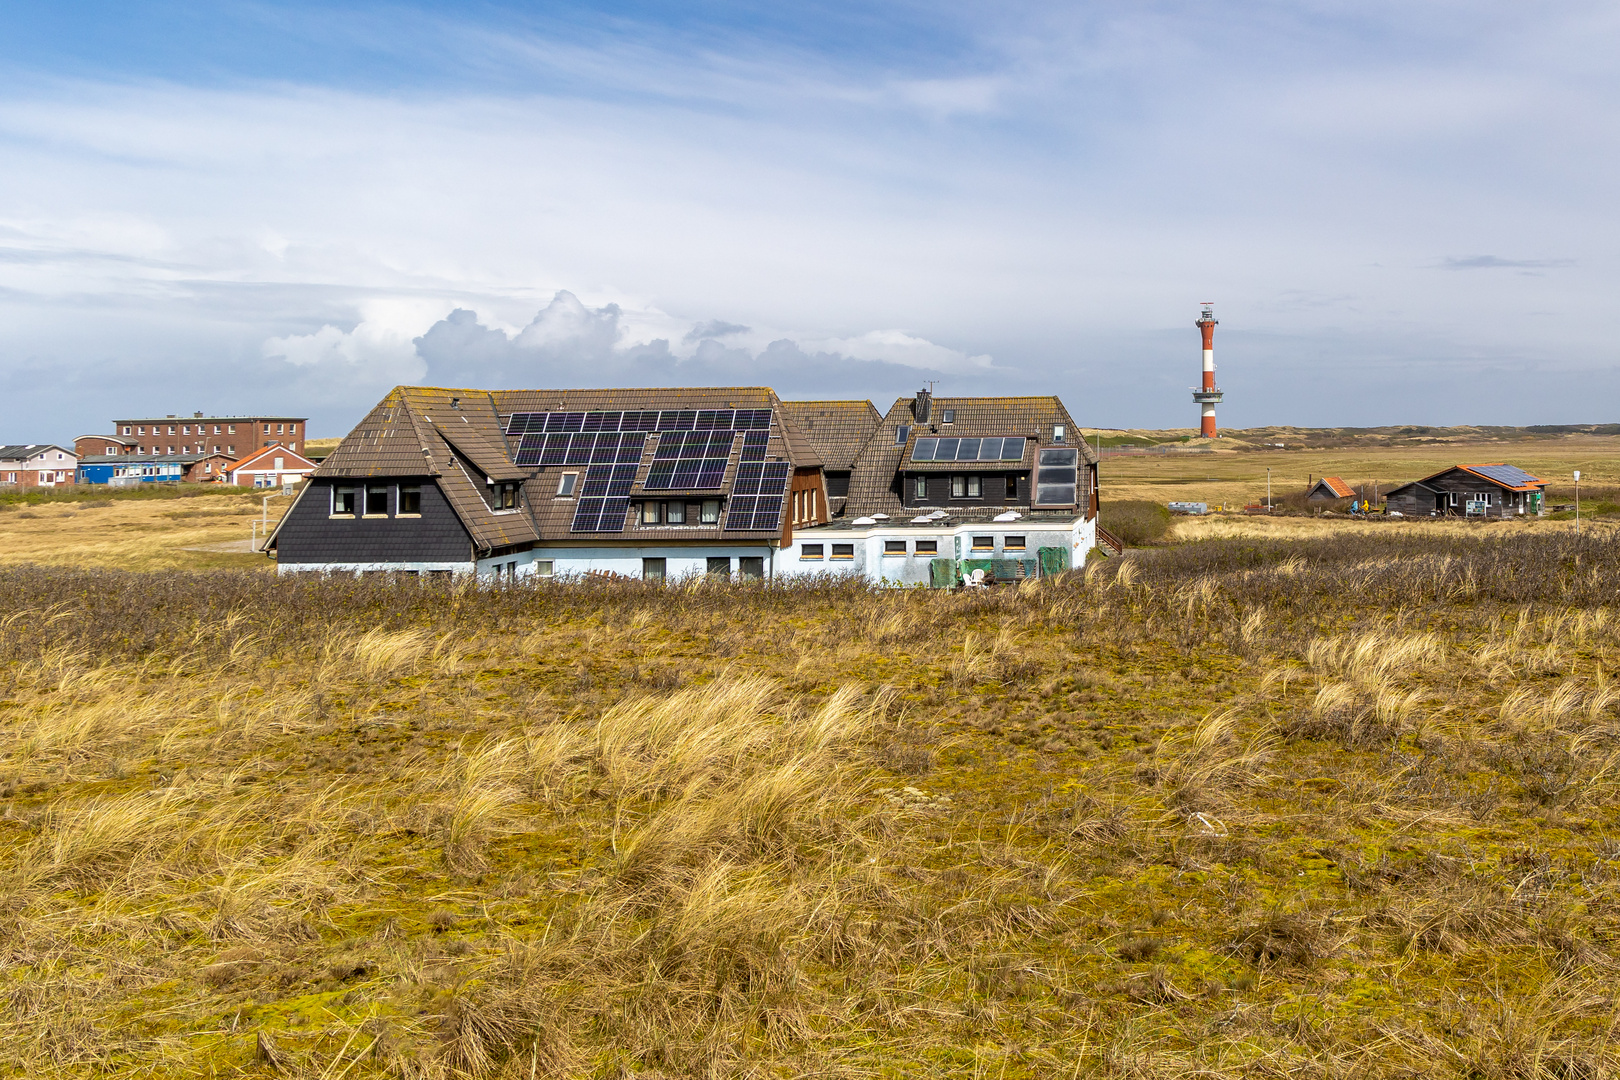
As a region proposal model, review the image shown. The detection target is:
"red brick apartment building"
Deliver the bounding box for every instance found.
[94,413,309,459]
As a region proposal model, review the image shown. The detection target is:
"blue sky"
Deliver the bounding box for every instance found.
[2,1,1616,439]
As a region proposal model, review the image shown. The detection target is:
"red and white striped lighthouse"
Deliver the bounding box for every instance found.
[1192,303,1223,438]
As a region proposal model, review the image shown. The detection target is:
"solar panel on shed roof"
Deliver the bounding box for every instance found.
[1468,464,1542,488]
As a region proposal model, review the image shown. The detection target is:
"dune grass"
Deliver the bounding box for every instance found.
[1095,433,1620,510]
[0,491,283,572]
[5,533,1620,1076]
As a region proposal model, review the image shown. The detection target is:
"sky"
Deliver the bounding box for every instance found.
[2,0,1617,440]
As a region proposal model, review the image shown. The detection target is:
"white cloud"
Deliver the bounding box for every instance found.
[410,292,990,396]
[810,329,994,373]
[261,297,447,380]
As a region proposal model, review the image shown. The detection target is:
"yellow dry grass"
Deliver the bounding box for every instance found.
[0,493,285,572]
[1094,433,1620,508]
[1170,513,1609,542]
[6,527,1620,1077]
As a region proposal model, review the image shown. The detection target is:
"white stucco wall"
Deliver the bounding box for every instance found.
[477,545,779,581]
[777,516,1096,585]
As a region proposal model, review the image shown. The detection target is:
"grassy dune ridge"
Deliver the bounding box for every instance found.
[4,536,1620,1076]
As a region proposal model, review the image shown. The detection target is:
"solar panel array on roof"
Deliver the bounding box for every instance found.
[726,462,791,530]
[506,409,771,436]
[516,431,646,467]
[645,431,734,490]
[507,409,774,533]
[911,436,1026,462]
[1469,464,1542,488]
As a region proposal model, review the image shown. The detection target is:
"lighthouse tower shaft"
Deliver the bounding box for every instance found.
[1192,305,1222,437]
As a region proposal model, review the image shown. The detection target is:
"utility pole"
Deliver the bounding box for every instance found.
[1575,470,1581,536]
[1266,467,1271,511]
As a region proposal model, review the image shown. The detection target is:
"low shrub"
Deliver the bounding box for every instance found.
[1099,499,1172,546]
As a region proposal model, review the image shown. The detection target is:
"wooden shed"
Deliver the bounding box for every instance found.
[1383,464,1546,519]
[1306,476,1356,502]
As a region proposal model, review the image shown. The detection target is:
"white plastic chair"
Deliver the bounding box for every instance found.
[964,568,988,589]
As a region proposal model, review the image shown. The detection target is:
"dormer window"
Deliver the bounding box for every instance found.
[1053,425,1066,443]
[495,482,518,510]
[894,425,911,446]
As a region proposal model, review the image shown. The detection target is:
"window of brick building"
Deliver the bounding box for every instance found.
[399,486,421,515]
[333,487,357,515]
[365,486,389,516]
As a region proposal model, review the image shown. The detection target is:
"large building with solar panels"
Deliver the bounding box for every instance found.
[1382,464,1548,519]
[264,386,1101,584]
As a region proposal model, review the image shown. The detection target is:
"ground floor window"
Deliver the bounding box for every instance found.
[916,539,938,556]
[971,535,994,551]
[643,557,666,580]
[831,543,854,561]
[884,540,907,556]
[534,560,555,578]
[707,556,731,576]
[739,556,764,580]
[1004,535,1026,551]
[801,544,824,560]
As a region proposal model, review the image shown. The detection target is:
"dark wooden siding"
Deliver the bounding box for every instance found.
[902,471,1029,508]
[1384,470,1542,519]
[275,478,474,564]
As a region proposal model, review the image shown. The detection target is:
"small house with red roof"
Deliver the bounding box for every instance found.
[229,444,316,488]
[1306,476,1357,502]
[1383,464,1546,519]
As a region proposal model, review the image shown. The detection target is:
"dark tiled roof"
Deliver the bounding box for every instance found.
[79,452,228,465]
[777,401,881,471]
[844,396,1094,517]
[0,444,72,459]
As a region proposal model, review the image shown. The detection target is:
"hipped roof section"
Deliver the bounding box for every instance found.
[312,387,539,552]
[777,400,881,471]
